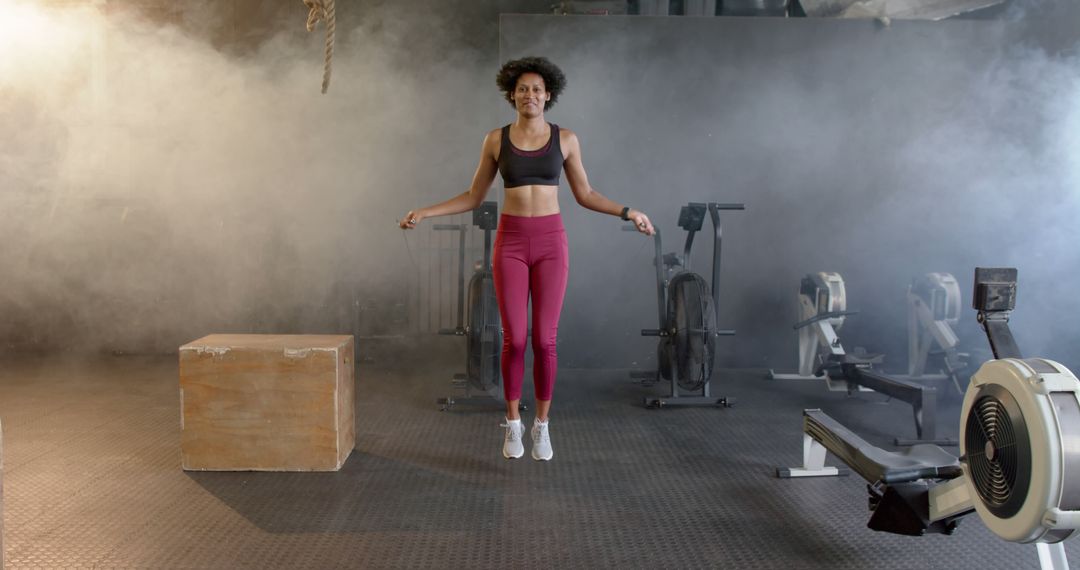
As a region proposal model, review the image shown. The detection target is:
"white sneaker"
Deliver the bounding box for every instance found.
[531,418,553,461]
[501,418,524,459]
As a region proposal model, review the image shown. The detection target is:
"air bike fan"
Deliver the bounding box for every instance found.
[779,268,1080,570]
[434,202,522,411]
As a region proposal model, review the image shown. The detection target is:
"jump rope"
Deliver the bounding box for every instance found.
[398,218,652,288]
[399,221,421,274]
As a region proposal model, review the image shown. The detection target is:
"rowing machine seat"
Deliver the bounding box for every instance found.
[803,409,960,484]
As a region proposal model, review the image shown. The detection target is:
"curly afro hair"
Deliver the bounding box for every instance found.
[496,56,567,112]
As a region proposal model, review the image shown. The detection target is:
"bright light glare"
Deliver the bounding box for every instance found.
[0,0,102,88]
[0,1,55,48]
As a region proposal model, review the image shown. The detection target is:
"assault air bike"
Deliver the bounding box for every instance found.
[434,201,523,411]
[627,202,744,408]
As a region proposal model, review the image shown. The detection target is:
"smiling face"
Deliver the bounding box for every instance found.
[512,72,550,118]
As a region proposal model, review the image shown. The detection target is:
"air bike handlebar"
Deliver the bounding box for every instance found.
[641,329,736,337]
[622,201,746,331]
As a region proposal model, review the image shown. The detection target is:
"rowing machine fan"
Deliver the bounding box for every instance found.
[795,272,846,377]
[801,272,847,329]
[912,272,961,324]
[960,358,1080,543]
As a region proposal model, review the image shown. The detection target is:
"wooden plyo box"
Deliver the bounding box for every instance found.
[1,417,5,568]
[179,334,355,471]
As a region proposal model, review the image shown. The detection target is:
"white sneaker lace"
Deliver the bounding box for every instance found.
[501,421,522,442]
[533,422,549,444]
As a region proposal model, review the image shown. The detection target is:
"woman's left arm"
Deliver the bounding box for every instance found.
[562,129,654,235]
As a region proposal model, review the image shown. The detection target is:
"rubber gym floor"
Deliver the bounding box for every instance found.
[0,338,1072,569]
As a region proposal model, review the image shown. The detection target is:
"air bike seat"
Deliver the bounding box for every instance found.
[778,409,961,484]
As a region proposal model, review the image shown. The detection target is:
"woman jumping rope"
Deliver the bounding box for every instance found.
[400,57,654,461]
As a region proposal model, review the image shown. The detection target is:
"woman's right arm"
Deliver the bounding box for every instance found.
[399,130,500,229]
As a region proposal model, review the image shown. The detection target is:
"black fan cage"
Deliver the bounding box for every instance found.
[668,272,716,392]
[964,384,1031,519]
[466,271,502,393]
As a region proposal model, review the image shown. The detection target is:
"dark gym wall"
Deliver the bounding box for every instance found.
[499,12,1080,371]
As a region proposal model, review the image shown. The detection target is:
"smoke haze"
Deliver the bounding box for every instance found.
[500,6,1080,371]
[0,0,516,353]
[1,0,1078,376]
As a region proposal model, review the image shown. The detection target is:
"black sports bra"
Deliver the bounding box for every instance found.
[498,123,563,188]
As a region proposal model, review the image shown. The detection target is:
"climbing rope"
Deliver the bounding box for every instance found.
[302,0,335,93]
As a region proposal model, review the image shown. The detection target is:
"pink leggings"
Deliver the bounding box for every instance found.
[492,213,569,402]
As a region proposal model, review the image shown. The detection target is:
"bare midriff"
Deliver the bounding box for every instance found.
[502,185,560,217]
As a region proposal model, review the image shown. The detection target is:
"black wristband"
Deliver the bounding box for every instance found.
[620,206,630,221]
